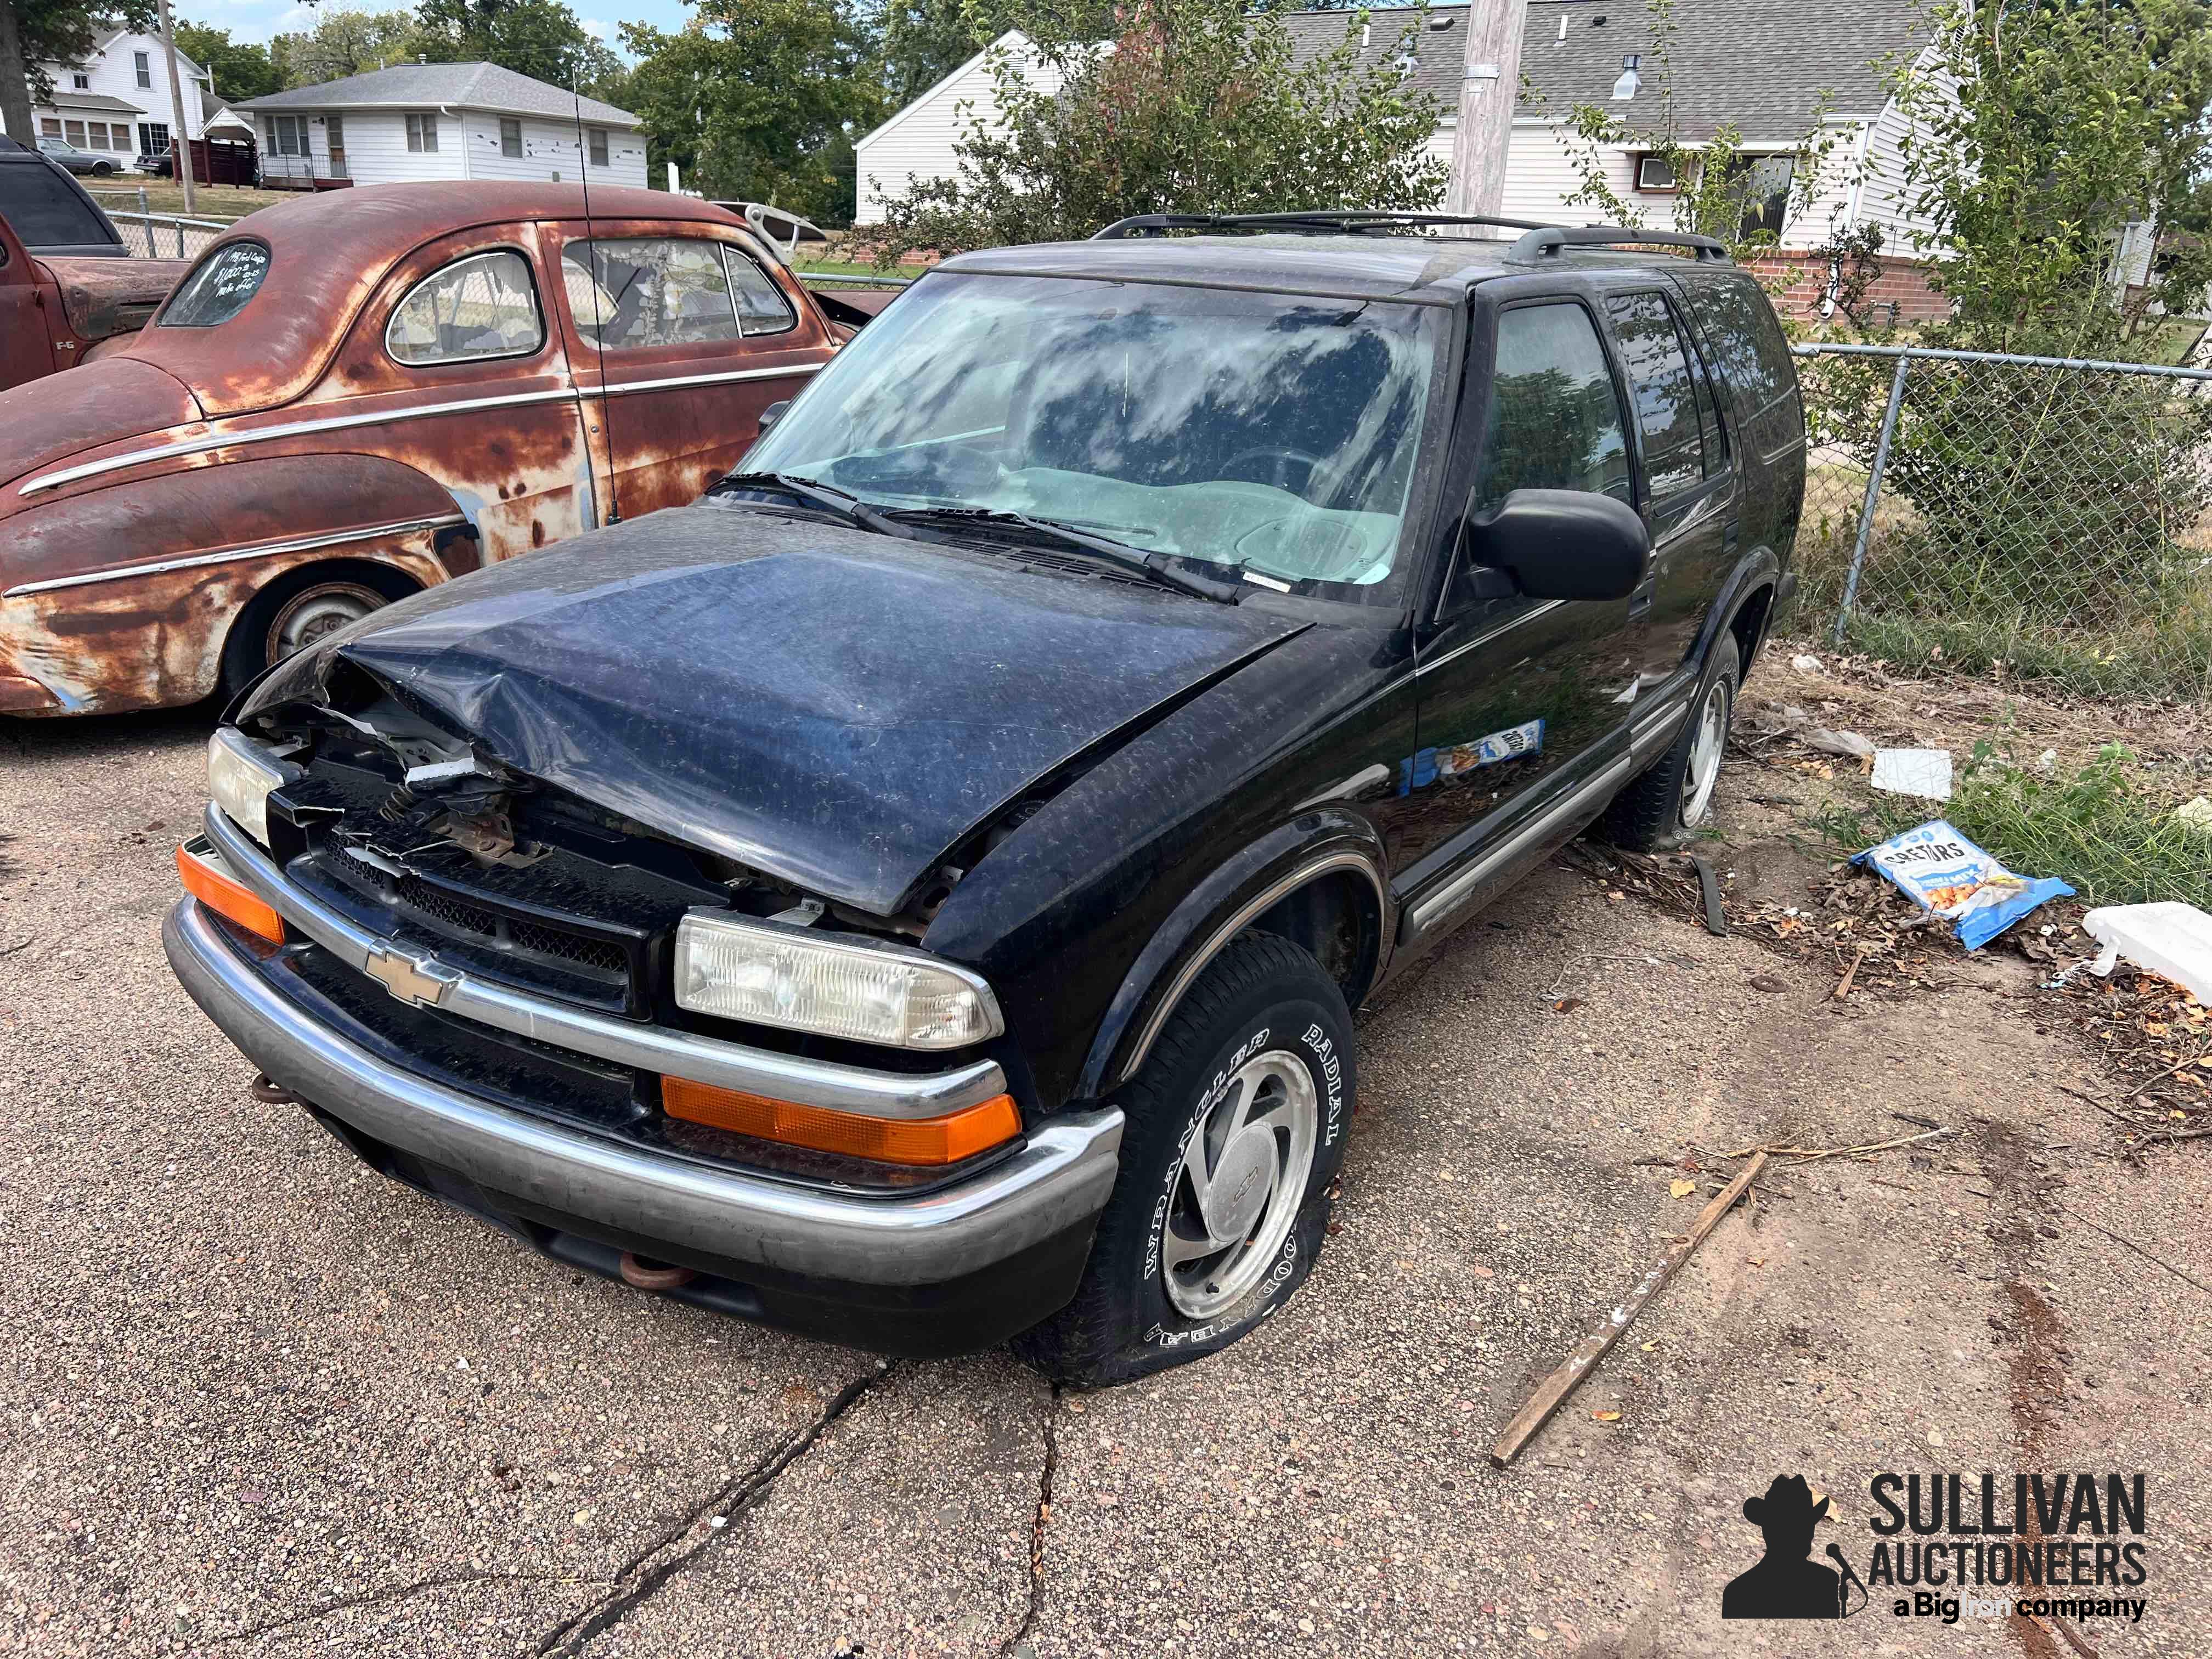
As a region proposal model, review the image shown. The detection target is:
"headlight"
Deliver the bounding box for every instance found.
[207,727,293,847]
[674,912,1003,1050]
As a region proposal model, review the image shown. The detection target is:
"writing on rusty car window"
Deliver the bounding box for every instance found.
[386,250,545,366]
[160,241,272,328]
[563,238,789,350]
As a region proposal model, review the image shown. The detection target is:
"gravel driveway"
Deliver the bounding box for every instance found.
[4,680,2207,1658]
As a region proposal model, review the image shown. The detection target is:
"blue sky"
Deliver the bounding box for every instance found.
[190,0,690,54]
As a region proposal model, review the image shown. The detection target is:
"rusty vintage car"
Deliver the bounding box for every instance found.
[0,182,843,716]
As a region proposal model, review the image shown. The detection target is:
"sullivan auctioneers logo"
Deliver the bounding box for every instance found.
[1721,1471,2151,1627]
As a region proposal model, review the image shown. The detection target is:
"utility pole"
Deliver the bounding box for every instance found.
[1446,0,1527,222]
[155,0,196,213]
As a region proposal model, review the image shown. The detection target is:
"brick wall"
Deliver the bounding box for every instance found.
[1746,250,1951,325]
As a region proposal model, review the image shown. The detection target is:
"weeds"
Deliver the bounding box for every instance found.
[1820,743,2212,910]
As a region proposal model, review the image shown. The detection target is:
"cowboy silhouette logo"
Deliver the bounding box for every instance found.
[1722,1476,1851,1619]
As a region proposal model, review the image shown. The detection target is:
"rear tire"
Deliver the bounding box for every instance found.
[221,564,415,698]
[1012,932,1356,1387]
[1600,633,1740,851]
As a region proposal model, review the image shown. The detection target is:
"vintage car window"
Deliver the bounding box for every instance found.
[386,249,545,366]
[563,238,748,349]
[1474,303,1632,514]
[745,273,1441,599]
[160,241,272,328]
[723,247,796,336]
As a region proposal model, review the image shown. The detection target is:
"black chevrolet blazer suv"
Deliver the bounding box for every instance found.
[166,213,1807,1385]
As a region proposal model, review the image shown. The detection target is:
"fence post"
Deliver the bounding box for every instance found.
[137,185,148,223]
[1833,353,1912,647]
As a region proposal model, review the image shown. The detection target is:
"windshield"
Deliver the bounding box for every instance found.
[743,273,1445,599]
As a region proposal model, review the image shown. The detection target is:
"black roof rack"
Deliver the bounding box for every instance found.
[1091,210,1559,240]
[1506,225,1731,264]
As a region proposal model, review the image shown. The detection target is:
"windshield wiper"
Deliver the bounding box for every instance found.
[883,507,1242,604]
[710,471,918,540]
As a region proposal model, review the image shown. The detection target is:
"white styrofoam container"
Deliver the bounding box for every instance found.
[2084,902,2212,1005]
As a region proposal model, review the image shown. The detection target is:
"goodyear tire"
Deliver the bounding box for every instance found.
[1012,932,1355,1387]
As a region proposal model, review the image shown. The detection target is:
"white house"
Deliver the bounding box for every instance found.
[856,0,1955,318]
[7,26,212,163]
[236,63,646,192]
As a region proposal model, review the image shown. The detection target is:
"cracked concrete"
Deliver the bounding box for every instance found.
[5,682,2209,1657]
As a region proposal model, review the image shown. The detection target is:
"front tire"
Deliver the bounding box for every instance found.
[1012,932,1356,1387]
[1600,633,1740,851]
[221,565,414,698]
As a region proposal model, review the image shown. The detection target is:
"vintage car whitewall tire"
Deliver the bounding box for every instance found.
[1013,931,1355,1386]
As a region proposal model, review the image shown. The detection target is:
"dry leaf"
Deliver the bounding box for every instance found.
[1592,1410,1622,1423]
[1669,1179,1697,1199]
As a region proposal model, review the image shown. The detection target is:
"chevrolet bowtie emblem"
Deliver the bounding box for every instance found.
[363,944,458,1008]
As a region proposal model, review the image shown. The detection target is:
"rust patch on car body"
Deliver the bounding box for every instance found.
[39,254,193,343]
[0,183,840,716]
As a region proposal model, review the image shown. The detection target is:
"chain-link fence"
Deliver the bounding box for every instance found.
[1792,342,2212,700]
[104,211,230,259]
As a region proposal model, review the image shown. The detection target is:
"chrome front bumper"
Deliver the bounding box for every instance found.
[164,816,1124,1293]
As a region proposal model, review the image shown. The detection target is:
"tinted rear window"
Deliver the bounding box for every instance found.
[0,162,112,248]
[1678,275,1795,407]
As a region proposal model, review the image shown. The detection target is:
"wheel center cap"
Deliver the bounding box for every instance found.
[1210,1131,1275,1243]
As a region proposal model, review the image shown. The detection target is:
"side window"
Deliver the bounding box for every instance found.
[1604,291,1705,500]
[723,247,797,336]
[386,249,545,365]
[1686,326,1728,472]
[563,238,759,349]
[1678,276,1793,408]
[1473,302,1632,514]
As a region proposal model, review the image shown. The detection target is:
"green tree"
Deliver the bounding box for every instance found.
[1890,0,2212,353]
[622,0,882,224]
[411,0,621,92]
[876,0,1114,109]
[176,19,280,101]
[869,0,1447,261]
[0,0,156,149]
[269,9,417,87]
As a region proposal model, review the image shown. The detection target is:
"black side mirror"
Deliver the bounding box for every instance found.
[1464,488,1650,603]
[757,399,791,431]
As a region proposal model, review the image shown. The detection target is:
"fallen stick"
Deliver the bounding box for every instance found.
[1726,1126,1954,1161]
[1490,1153,1767,1471]
[1690,855,1729,938]
[1832,944,1867,999]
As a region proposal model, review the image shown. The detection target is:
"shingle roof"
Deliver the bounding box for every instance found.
[1280,1,1920,139]
[238,63,639,128]
[46,91,146,114]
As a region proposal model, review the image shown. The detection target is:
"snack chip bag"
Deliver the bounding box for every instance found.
[1853,820,2074,950]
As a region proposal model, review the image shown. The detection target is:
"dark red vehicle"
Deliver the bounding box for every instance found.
[0,182,843,717]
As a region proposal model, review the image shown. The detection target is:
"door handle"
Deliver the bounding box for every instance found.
[1628,578,1656,621]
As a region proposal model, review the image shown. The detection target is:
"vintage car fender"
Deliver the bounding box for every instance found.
[0,452,463,716]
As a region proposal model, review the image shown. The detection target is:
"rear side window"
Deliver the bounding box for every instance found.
[1604,291,1706,499]
[386,249,545,364]
[0,163,112,248]
[1678,276,1795,407]
[724,248,797,336]
[1476,302,1631,512]
[161,241,272,328]
[564,238,791,348]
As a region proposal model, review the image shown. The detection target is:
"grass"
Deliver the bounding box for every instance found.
[792,256,930,280]
[2139,315,2209,368]
[83,180,291,222]
[1820,742,2212,911]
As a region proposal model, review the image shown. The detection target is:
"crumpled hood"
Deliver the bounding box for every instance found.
[245,505,1304,915]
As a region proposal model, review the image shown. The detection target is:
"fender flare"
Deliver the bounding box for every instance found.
[1694,543,1782,668]
[1074,809,1392,1100]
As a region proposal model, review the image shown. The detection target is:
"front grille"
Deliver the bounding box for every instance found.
[392,872,631,979]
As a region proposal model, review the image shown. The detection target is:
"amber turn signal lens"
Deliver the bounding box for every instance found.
[176,840,286,944]
[661,1076,1020,1166]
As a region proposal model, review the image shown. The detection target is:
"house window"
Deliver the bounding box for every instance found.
[139,122,168,155]
[500,117,522,158]
[72,73,90,90]
[134,51,151,89]
[1731,154,1796,240]
[86,122,109,149]
[1634,154,1678,192]
[41,118,63,138]
[589,128,607,167]
[64,120,86,146]
[264,115,306,157]
[406,112,439,153]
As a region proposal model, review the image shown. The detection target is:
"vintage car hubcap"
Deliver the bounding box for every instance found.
[1680,678,1730,827]
[1161,1049,1318,1321]
[267,583,386,665]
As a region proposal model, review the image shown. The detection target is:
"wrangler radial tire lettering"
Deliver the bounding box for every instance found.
[1013,932,1356,1386]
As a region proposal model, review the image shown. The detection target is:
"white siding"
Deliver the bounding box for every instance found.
[12,30,207,148]
[325,111,467,187]
[461,113,645,188]
[854,32,1064,225]
[1852,49,1949,257]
